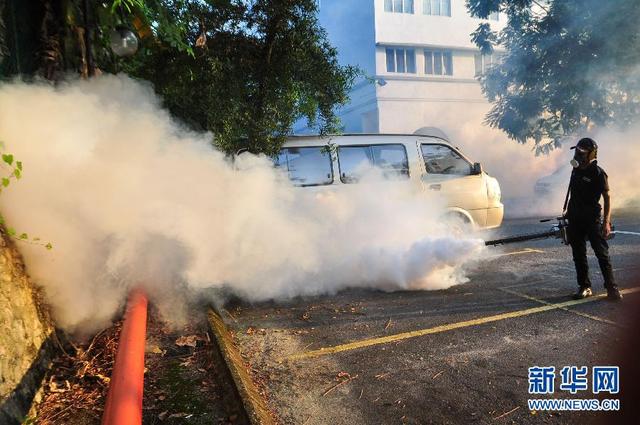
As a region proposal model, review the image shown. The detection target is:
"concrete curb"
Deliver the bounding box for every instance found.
[207,309,275,425]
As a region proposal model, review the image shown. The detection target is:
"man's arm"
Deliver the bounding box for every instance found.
[602,189,612,238]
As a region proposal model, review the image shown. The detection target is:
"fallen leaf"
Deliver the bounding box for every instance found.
[148,345,164,354]
[168,412,189,419]
[336,371,351,380]
[175,335,202,347]
[179,357,194,367]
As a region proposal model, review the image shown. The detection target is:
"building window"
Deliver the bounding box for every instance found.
[424,49,453,75]
[474,52,494,76]
[386,48,417,73]
[423,0,451,16]
[471,10,499,20]
[384,0,414,13]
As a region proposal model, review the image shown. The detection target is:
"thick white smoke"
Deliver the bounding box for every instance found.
[439,111,640,218]
[0,75,484,333]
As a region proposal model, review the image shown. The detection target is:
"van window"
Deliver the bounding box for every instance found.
[339,144,409,183]
[421,144,471,175]
[275,147,333,186]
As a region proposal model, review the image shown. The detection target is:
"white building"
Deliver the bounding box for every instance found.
[297,0,505,135]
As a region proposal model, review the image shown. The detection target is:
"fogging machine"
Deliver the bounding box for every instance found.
[484,216,618,247]
[485,217,573,247]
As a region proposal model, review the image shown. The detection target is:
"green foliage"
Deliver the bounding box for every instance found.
[117,0,358,155]
[467,0,640,153]
[111,0,147,14]
[0,142,52,249]
[3,0,357,155]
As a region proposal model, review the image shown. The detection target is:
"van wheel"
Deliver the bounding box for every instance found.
[444,213,472,236]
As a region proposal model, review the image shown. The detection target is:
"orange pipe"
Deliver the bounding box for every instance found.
[102,288,148,425]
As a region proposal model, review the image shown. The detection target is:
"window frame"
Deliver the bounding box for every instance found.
[474,52,500,76]
[386,47,417,74]
[423,0,451,16]
[424,49,454,76]
[474,52,492,76]
[275,146,335,187]
[472,10,500,21]
[385,0,415,14]
[420,143,473,176]
[337,143,411,184]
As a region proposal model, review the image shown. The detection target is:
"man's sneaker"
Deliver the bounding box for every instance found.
[607,287,623,301]
[573,287,593,300]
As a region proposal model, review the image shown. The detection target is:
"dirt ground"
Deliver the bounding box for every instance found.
[31,306,242,424]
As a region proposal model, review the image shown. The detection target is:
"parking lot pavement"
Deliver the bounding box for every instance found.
[225,210,640,424]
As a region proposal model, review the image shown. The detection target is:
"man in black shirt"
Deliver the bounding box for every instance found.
[565,137,622,300]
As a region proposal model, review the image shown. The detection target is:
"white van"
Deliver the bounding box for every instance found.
[274,132,504,229]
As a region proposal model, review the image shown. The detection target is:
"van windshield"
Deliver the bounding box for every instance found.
[274,147,333,186]
[421,144,471,175]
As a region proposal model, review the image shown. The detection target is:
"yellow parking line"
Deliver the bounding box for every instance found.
[498,287,622,328]
[498,278,560,290]
[489,248,545,258]
[284,287,640,362]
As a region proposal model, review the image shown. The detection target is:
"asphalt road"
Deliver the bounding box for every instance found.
[223,209,640,424]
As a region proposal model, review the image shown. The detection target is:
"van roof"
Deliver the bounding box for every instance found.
[283,133,475,165]
[288,132,449,141]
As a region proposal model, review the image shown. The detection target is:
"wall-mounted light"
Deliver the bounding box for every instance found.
[110,26,139,57]
[376,78,387,87]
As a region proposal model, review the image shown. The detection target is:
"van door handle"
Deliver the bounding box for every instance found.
[429,184,441,191]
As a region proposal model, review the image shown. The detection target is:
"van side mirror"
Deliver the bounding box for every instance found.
[472,162,483,175]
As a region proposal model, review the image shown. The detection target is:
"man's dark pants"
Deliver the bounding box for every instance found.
[567,218,616,289]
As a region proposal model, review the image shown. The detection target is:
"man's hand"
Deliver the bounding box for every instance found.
[602,220,612,239]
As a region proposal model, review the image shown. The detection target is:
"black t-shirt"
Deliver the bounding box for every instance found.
[567,161,609,222]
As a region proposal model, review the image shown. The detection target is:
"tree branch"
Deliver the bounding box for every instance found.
[531,0,549,14]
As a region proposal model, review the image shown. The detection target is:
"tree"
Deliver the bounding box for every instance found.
[122,0,358,155]
[1,0,358,155]
[467,0,640,153]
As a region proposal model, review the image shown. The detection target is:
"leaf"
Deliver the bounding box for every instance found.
[175,335,200,347]
[13,169,20,179]
[16,161,22,171]
[19,233,28,240]
[7,228,16,236]
[2,154,13,166]
[45,243,53,250]
[1,178,8,187]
